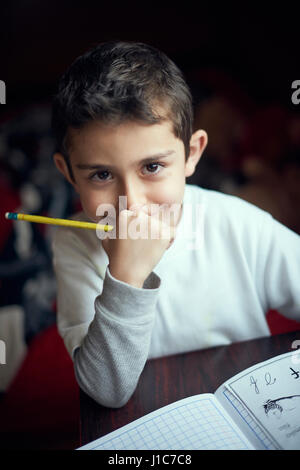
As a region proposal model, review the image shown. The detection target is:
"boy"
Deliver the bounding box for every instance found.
[51,41,300,408]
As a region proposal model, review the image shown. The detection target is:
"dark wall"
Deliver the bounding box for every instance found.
[1,1,299,108]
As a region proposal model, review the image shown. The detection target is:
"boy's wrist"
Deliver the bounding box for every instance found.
[108,265,146,289]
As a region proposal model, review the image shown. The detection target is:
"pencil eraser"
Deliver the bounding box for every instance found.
[5,212,16,220]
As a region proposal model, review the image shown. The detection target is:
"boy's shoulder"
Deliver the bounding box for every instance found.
[186,183,268,214]
[51,211,109,278]
[185,184,272,230]
[52,210,100,253]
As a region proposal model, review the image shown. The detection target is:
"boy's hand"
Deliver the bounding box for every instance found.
[101,206,177,288]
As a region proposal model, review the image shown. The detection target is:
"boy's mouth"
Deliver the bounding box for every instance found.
[94,201,182,242]
[95,200,183,227]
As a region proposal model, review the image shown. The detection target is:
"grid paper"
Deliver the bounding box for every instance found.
[79,394,254,450]
[222,388,277,450]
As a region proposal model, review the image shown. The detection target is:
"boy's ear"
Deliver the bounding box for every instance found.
[185,130,208,178]
[53,152,78,190]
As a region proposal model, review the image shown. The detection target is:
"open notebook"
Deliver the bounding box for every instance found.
[78,350,300,450]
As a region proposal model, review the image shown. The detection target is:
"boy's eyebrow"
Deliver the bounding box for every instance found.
[75,150,175,170]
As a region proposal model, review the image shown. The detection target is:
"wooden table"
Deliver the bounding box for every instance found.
[79,330,300,447]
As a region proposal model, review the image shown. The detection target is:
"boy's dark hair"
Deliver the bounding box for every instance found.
[51,41,193,179]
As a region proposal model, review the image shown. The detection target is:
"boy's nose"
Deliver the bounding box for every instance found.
[119,181,147,211]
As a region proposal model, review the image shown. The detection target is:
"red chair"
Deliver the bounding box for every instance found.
[0,324,80,449]
[266,309,300,335]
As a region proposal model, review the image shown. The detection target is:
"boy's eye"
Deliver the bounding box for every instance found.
[142,162,164,175]
[90,170,112,182]
[88,162,164,182]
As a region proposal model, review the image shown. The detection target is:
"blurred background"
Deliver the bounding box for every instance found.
[0,1,299,449]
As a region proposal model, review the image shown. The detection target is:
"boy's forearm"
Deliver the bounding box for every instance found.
[73,267,160,408]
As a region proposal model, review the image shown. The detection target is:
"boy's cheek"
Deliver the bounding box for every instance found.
[76,183,184,222]
[153,186,184,207]
[81,204,98,222]
[78,194,103,222]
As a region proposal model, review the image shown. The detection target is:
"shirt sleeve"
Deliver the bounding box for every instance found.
[256,213,300,320]
[52,227,161,408]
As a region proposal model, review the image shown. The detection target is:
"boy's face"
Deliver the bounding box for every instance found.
[54,119,207,227]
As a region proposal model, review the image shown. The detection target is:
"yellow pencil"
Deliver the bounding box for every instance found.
[5,212,113,232]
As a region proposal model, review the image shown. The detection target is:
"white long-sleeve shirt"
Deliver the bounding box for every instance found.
[52,184,300,407]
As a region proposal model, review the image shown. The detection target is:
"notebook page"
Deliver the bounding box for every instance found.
[78,393,254,450]
[219,351,300,450]
[216,387,277,449]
